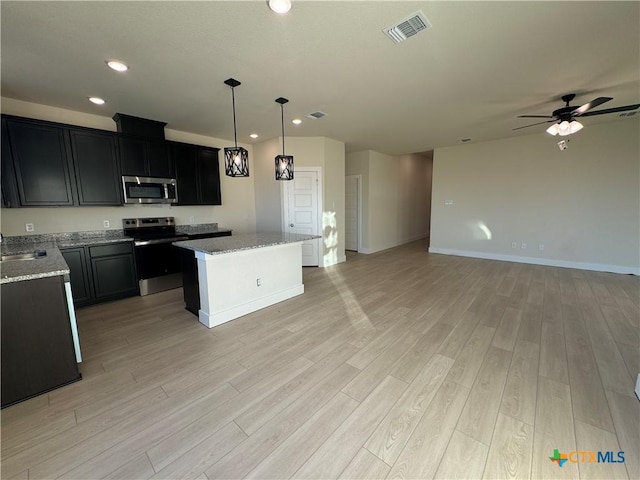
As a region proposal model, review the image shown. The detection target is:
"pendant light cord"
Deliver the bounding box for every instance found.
[231,87,238,148]
[280,104,286,154]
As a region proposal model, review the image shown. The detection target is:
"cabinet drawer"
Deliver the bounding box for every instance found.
[89,242,133,258]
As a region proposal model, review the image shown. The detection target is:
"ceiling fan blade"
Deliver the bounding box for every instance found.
[579,103,640,117]
[517,115,555,119]
[573,97,613,115]
[512,120,555,131]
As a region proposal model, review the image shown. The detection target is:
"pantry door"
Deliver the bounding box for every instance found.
[283,169,320,266]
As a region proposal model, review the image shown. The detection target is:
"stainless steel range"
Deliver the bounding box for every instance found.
[123,217,188,296]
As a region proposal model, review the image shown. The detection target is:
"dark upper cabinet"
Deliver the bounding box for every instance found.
[1,119,20,208]
[198,147,222,205]
[171,142,221,206]
[4,118,76,206]
[68,129,122,206]
[119,136,174,178]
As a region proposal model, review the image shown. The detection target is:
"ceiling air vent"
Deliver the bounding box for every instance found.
[306,111,327,120]
[383,11,431,44]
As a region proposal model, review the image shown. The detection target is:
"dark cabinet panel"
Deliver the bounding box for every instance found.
[171,142,221,206]
[172,142,199,205]
[60,247,93,307]
[1,276,81,408]
[198,147,222,205]
[62,242,138,307]
[118,136,146,176]
[146,140,173,178]
[180,231,232,316]
[5,119,75,206]
[119,137,174,178]
[68,129,122,206]
[1,119,20,208]
[91,254,138,300]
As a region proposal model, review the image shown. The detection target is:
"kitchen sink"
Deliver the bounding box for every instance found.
[1,250,47,262]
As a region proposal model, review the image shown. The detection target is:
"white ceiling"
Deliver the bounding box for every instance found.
[1,1,638,155]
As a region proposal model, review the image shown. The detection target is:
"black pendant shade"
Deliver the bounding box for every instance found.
[275,97,294,181]
[223,78,249,177]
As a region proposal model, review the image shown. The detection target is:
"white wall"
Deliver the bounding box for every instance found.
[284,137,346,266]
[346,150,432,254]
[0,98,256,235]
[253,137,282,232]
[430,119,640,274]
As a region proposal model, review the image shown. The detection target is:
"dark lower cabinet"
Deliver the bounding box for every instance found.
[90,244,138,300]
[61,242,138,307]
[61,247,93,306]
[1,276,81,408]
[179,231,232,315]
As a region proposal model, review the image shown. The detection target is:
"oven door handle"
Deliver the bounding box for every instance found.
[134,236,188,247]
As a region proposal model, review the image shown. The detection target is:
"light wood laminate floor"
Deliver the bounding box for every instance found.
[2,241,638,479]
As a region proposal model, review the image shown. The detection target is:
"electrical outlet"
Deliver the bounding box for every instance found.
[511,242,517,249]
[538,244,544,251]
[444,199,454,206]
[103,220,110,228]
[521,243,527,249]
[25,223,34,232]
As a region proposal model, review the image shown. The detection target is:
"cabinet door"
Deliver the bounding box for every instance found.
[91,254,138,300]
[197,147,222,205]
[118,136,147,176]
[172,142,199,205]
[146,140,174,178]
[69,129,122,205]
[1,119,20,207]
[61,247,93,306]
[6,119,76,206]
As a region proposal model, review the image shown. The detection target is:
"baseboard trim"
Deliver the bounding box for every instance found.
[428,247,640,275]
[199,284,305,329]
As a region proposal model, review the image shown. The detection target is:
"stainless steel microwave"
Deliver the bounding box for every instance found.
[122,176,177,204]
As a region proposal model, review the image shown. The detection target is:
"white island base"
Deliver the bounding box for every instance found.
[196,242,304,328]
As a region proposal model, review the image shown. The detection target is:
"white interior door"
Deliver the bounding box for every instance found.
[345,175,359,251]
[286,170,319,266]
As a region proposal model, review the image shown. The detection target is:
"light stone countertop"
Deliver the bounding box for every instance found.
[173,232,320,256]
[0,243,70,284]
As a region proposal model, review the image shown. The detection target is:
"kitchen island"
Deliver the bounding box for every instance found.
[174,232,320,328]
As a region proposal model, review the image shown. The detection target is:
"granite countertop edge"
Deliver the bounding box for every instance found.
[174,232,321,256]
[1,224,232,284]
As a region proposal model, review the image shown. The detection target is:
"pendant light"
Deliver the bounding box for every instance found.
[223,78,249,177]
[275,97,294,180]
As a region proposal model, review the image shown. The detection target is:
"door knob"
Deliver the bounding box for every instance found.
[289,223,294,227]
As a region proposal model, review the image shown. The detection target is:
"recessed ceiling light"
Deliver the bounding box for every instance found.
[106,60,128,72]
[250,133,259,139]
[292,118,302,125]
[268,0,292,14]
[88,97,106,105]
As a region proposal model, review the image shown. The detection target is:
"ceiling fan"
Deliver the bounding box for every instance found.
[513,94,640,136]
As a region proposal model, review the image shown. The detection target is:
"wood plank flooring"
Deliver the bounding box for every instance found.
[2,241,638,479]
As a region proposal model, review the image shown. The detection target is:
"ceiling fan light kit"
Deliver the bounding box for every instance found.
[546,120,583,136]
[515,93,639,137]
